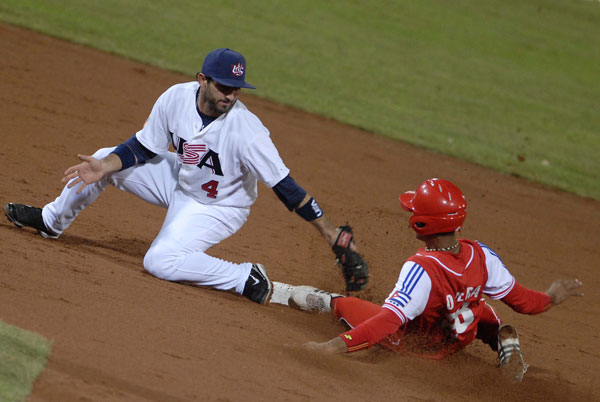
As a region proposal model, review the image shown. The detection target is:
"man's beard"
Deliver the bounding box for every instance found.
[206,96,236,115]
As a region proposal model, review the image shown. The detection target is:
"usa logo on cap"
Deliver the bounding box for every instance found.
[231,62,244,76]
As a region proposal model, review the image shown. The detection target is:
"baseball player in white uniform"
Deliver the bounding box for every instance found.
[5,48,369,304]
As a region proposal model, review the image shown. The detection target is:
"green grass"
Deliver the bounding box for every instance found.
[1,0,599,199]
[0,320,52,402]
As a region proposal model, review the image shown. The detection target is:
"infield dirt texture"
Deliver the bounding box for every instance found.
[1,24,599,402]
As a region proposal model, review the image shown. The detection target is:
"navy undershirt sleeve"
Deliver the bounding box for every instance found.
[111,134,157,170]
[272,175,307,211]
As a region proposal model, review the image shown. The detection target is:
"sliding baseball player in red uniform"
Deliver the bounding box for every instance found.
[289,178,583,382]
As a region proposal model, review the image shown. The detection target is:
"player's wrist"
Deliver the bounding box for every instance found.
[102,153,124,174]
[327,337,349,353]
[310,215,336,245]
[295,197,323,221]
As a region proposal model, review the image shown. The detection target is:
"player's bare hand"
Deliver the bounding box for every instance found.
[62,154,107,194]
[303,337,348,354]
[546,278,584,305]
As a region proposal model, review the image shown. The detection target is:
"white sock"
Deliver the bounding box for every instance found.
[269,281,295,305]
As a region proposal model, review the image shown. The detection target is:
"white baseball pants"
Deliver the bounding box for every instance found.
[42,147,253,294]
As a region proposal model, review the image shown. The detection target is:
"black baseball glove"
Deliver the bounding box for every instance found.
[332,225,369,292]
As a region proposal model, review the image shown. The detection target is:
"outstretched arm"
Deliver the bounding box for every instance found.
[272,176,346,246]
[306,202,338,246]
[62,153,122,194]
[502,278,583,314]
[62,134,156,194]
[300,197,356,250]
[272,176,369,291]
[302,196,368,291]
[546,278,584,305]
[303,307,402,354]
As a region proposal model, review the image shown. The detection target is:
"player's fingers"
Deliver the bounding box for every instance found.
[77,154,95,164]
[66,176,82,189]
[62,170,80,184]
[64,165,78,176]
[63,170,78,179]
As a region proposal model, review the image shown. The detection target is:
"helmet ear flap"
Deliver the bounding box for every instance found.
[410,213,466,236]
[409,214,432,235]
[409,215,430,234]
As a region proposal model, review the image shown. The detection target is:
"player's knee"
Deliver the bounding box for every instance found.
[143,248,177,280]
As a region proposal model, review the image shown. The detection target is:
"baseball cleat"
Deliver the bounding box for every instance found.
[497,324,529,383]
[242,263,272,305]
[288,286,343,313]
[4,203,59,239]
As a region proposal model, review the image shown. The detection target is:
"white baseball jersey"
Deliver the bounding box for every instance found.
[136,81,290,208]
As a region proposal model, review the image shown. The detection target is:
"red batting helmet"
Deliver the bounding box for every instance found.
[399,178,467,236]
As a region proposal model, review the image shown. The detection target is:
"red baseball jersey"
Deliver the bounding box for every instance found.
[381,239,514,353]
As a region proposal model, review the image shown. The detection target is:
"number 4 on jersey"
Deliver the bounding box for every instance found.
[201,180,219,199]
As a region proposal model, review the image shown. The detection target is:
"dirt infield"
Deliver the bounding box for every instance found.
[1,23,598,402]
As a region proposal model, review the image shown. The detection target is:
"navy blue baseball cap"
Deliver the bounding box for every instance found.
[201,48,256,89]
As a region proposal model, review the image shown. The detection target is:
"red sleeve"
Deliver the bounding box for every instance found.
[339,308,403,352]
[501,282,552,314]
